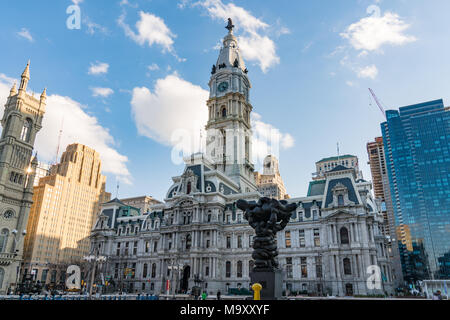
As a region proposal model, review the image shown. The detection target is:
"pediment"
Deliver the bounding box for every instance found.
[323,210,355,220]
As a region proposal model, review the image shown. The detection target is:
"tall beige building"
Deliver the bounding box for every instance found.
[23,143,110,287]
[0,62,46,294]
[254,155,289,200]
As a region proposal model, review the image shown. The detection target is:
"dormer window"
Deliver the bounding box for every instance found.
[187,182,192,195]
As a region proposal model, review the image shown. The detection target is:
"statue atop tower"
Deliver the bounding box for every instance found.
[226,18,235,33]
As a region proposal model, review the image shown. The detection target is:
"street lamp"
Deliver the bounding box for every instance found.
[83,252,106,299]
[11,229,27,294]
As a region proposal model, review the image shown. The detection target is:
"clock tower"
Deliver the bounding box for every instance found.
[205,19,256,193]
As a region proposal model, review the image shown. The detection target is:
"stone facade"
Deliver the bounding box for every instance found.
[0,62,45,294]
[89,24,394,297]
[22,144,110,287]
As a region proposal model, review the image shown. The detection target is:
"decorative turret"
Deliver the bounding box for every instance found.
[19,60,30,91]
[40,88,47,105]
[10,82,17,97]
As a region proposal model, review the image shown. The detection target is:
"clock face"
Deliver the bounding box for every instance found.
[217,82,229,92]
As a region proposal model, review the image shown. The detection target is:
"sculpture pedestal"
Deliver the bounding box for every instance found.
[250,269,283,300]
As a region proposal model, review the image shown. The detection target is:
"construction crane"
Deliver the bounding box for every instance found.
[54,117,64,165]
[368,88,387,119]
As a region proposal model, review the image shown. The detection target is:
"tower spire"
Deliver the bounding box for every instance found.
[10,82,17,96]
[19,60,30,91]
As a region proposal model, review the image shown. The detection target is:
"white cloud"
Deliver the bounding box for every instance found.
[84,17,108,35]
[188,0,284,73]
[130,73,294,165]
[88,62,109,75]
[130,73,209,154]
[72,0,83,5]
[118,11,177,54]
[17,28,34,42]
[357,65,378,79]
[91,87,114,98]
[340,11,416,52]
[251,113,294,164]
[147,63,160,71]
[0,74,131,184]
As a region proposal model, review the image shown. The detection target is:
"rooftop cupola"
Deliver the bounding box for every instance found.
[214,18,247,74]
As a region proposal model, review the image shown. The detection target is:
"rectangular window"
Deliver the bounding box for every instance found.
[314,229,320,247]
[315,256,322,278]
[145,241,150,253]
[301,257,308,278]
[299,230,306,248]
[286,257,293,278]
[133,241,138,255]
[116,243,121,256]
[285,231,291,248]
[237,236,242,248]
[226,236,231,249]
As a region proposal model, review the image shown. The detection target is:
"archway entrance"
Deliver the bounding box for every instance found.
[180,266,190,293]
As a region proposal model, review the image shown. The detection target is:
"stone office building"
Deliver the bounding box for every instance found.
[89,22,394,297]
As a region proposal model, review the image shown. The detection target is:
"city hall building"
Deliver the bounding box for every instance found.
[90,23,394,297]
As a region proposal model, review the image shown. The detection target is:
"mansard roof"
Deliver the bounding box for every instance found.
[324,177,360,208]
[307,180,326,196]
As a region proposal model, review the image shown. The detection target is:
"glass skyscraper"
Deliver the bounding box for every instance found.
[381,99,450,284]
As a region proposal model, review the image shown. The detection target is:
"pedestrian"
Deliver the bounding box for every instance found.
[202,291,207,300]
[433,290,443,300]
[217,290,221,300]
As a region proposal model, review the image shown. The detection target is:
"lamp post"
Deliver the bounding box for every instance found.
[83,249,106,299]
[11,229,27,294]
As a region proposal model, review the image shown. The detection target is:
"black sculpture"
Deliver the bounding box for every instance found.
[237,198,298,272]
[233,58,239,68]
[211,64,216,75]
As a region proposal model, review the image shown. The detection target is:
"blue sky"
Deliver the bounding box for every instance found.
[1,0,449,201]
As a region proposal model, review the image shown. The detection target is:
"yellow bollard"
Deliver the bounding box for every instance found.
[252,283,262,300]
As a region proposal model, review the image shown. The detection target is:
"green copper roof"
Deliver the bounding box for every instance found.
[316,155,356,163]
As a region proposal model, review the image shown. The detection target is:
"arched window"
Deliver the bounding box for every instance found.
[237,261,243,278]
[226,261,231,278]
[338,195,344,206]
[340,227,350,244]
[343,258,352,275]
[221,107,227,118]
[151,263,157,278]
[143,264,148,278]
[0,229,9,253]
[20,118,32,142]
